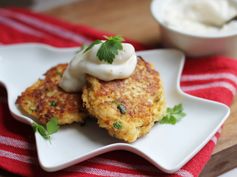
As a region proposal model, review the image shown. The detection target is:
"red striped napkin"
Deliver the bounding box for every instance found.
[0,8,237,177]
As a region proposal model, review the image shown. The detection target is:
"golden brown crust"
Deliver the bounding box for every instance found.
[16,64,87,125]
[82,58,166,142]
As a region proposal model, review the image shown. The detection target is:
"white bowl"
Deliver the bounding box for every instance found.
[150,0,237,58]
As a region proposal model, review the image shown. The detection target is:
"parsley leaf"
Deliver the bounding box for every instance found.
[83,40,102,53]
[97,36,124,64]
[46,117,59,134]
[32,117,60,140]
[32,123,50,139]
[160,104,186,125]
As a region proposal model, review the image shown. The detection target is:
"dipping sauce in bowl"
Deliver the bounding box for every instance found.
[151,0,237,57]
[163,0,237,36]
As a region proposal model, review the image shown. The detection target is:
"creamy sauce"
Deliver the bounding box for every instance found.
[59,43,137,92]
[163,0,237,35]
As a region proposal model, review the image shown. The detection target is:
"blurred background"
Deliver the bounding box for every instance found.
[0,0,78,11]
[0,0,161,47]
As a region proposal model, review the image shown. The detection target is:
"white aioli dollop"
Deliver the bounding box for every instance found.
[163,0,237,35]
[59,43,137,92]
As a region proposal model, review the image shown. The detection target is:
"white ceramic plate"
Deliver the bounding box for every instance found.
[0,44,230,173]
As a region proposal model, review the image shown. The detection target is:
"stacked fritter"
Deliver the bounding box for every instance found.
[82,58,166,142]
[17,57,166,142]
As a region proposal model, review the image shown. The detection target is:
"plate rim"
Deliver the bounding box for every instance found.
[0,43,230,173]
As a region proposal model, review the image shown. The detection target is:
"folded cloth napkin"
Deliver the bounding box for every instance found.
[0,8,237,177]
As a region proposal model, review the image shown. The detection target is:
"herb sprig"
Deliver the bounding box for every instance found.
[160,104,186,125]
[32,117,60,140]
[83,36,124,64]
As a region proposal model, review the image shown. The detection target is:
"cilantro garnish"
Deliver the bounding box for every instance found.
[160,104,186,125]
[32,117,59,140]
[97,36,124,64]
[83,36,124,64]
[32,123,50,139]
[113,121,122,130]
[46,118,59,134]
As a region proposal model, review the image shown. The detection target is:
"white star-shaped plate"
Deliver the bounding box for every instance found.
[0,44,230,173]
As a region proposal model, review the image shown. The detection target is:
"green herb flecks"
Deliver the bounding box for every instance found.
[29,106,36,113]
[160,104,186,125]
[117,104,126,114]
[32,117,60,140]
[113,121,122,130]
[50,100,57,107]
[56,70,63,77]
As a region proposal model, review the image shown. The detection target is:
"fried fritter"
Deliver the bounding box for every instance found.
[16,64,87,125]
[82,57,166,142]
